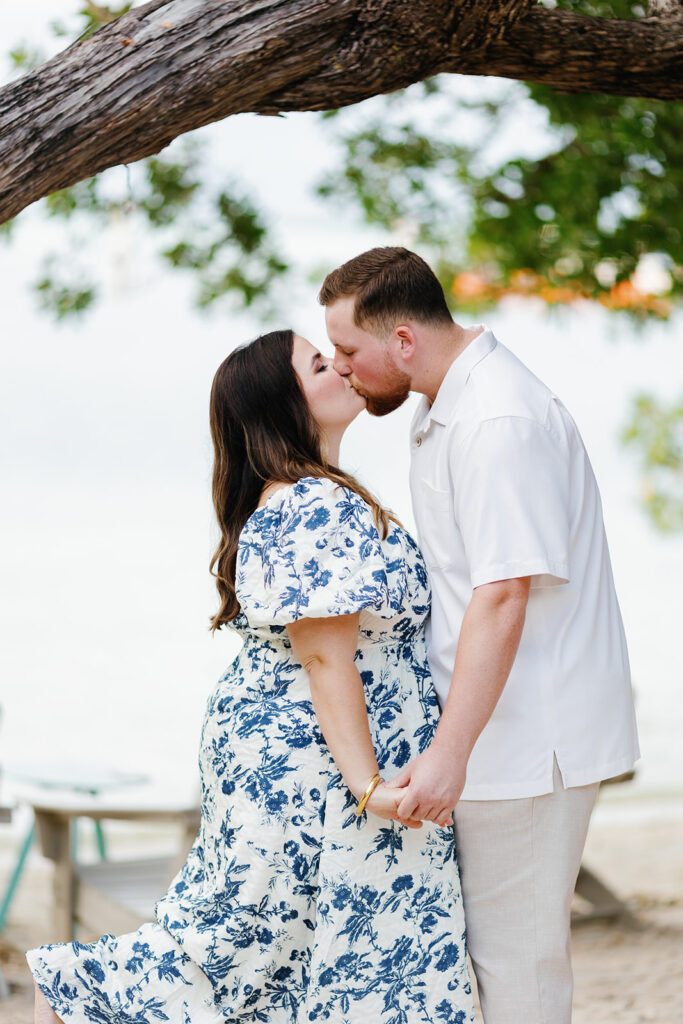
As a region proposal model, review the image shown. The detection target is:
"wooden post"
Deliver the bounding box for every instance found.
[34,810,74,941]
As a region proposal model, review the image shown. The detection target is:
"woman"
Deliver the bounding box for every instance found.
[28,329,474,1024]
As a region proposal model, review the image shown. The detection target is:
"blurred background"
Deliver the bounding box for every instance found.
[0,3,681,1020]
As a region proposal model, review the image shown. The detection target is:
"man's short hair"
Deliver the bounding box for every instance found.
[318,246,453,336]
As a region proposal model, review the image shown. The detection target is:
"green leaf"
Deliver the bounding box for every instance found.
[622,394,683,531]
[33,275,97,320]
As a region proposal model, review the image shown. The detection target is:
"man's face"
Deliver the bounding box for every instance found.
[326,296,411,417]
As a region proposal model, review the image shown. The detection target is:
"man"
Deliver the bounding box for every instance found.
[319,246,639,1024]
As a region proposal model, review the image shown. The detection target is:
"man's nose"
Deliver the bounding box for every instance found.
[333,351,351,376]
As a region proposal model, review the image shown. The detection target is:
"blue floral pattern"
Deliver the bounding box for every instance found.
[27,477,473,1023]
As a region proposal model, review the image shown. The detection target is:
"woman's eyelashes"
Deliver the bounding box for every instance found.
[316,361,329,373]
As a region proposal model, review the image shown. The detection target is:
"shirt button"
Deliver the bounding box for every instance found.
[415,437,422,447]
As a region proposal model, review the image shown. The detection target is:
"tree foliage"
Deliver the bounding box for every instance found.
[623,395,683,532]
[319,23,682,317]
[6,138,288,319]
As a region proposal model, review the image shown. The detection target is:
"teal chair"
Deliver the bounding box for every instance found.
[0,763,148,937]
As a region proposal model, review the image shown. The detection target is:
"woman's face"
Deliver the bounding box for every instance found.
[291,334,366,433]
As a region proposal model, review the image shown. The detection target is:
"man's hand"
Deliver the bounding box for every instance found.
[365,783,424,829]
[387,744,466,825]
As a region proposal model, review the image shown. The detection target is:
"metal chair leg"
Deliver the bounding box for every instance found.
[94,820,107,860]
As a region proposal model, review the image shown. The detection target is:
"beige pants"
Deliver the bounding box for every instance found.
[453,759,599,1024]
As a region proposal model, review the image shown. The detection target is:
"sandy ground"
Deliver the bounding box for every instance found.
[0,812,681,1023]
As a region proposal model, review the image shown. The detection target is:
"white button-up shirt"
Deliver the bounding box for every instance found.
[409,326,640,800]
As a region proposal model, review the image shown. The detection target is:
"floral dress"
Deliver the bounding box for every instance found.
[27,477,474,1024]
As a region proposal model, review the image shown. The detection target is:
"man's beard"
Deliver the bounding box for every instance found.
[362,356,411,417]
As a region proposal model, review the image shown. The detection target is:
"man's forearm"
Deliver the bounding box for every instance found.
[434,579,530,762]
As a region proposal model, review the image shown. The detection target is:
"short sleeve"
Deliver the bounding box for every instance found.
[236,478,406,626]
[452,417,570,589]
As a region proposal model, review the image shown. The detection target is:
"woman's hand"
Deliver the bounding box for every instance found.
[366,782,424,829]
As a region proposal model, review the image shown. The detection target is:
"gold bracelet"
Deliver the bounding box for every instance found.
[355,772,382,817]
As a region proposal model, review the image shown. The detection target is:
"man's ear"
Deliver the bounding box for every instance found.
[394,324,417,363]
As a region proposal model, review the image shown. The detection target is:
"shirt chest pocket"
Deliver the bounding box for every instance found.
[415,481,458,570]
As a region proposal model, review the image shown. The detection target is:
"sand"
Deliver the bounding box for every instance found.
[0,811,681,1023]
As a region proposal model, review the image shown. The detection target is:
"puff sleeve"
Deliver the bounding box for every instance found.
[235,478,407,627]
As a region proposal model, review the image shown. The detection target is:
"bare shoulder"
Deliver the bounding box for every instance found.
[257,480,293,509]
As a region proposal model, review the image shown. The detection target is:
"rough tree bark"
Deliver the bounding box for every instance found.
[0,0,681,224]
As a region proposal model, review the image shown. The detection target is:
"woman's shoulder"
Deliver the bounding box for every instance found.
[260,475,365,514]
[243,477,377,548]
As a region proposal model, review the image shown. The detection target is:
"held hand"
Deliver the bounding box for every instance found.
[365,782,423,829]
[387,746,466,826]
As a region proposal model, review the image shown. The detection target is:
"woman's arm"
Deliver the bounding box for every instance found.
[287,612,422,827]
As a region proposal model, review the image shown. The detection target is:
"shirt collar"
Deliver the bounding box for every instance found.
[417,325,497,430]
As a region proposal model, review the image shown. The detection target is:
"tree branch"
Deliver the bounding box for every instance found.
[439,7,683,98]
[449,0,536,50]
[0,0,680,225]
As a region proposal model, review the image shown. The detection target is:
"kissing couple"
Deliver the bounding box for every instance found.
[29,247,639,1024]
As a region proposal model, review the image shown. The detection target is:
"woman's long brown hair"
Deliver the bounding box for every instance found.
[209,328,397,630]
